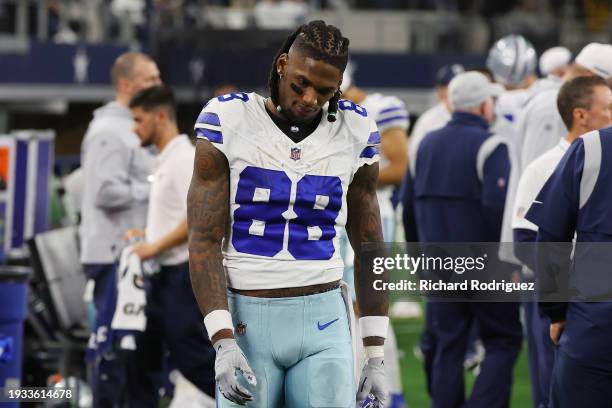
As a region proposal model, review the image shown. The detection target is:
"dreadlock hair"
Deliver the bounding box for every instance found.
[268,20,349,122]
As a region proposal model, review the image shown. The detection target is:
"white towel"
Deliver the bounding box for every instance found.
[111,247,147,334]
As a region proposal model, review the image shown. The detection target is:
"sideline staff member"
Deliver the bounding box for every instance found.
[512,76,612,408]
[411,71,522,408]
[526,129,612,407]
[129,85,216,400]
[80,51,161,406]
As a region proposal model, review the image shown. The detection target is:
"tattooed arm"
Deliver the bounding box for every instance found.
[187,139,232,343]
[346,162,387,347]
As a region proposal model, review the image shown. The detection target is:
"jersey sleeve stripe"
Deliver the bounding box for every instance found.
[196,111,221,127]
[378,109,409,121]
[367,131,381,145]
[195,128,223,143]
[376,115,409,126]
[360,146,379,158]
[195,123,222,132]
[379,106,406,115]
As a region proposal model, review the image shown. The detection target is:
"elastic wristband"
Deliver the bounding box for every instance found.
[203,310,234,340]
[359,316,389,339]
[365,345,385,359]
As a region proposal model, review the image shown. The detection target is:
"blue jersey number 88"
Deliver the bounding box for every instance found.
[232,166,342,260]
[338,100,367,117]
[217,92,249,102]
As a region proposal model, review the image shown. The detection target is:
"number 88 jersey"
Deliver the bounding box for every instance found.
[195,92,380,290]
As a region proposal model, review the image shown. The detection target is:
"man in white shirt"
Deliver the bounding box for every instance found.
[513,75,612,408]
[128,85,216,402]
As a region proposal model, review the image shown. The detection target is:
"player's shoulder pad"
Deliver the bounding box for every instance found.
[337,98,369,118]
[368,94,410,130]
[336,99,380,162]
[337,99,376,135]
[194,92,253,144]
[377,94,407,111]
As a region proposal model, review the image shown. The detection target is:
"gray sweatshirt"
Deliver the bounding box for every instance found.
[80,101,153,264]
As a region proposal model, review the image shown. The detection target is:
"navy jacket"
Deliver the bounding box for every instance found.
[526,127,612,370]
[403,112,510,243]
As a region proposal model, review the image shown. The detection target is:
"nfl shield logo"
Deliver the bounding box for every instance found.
[290,147,301,161]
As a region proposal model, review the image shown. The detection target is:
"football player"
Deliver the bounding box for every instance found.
[188,21,389,407]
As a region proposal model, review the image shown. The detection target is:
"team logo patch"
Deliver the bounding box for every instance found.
[290,147,302,161]
[236,322,247,336]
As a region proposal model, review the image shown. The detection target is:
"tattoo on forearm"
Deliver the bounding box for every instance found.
[346,163,389,318]
[188,140,231,315]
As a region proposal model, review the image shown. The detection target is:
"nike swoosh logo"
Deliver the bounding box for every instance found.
[318,318,339,330]
[533,200,543,204]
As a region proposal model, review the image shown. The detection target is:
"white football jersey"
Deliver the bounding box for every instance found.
[360,93,409,220]
[194,92,380,290]
[492,88,531,149]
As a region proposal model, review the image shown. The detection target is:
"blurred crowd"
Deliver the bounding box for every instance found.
[0,0,609,50]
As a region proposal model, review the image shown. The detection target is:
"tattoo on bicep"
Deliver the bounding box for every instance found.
[187,140,231,314]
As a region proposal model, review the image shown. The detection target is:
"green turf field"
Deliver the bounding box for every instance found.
[392,318,532,408]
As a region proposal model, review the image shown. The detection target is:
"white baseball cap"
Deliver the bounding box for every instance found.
[448,71,505,110]
[575,43,612,80]
[539,46,571,75]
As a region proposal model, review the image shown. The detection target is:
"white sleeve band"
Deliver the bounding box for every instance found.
[364,345,385,359]
[359,316,389,339]
[203,309,234,340]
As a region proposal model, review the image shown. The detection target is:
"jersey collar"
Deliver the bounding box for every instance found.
[559,137,571,152]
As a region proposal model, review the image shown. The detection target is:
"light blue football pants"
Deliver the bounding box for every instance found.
[217,288,355,407]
